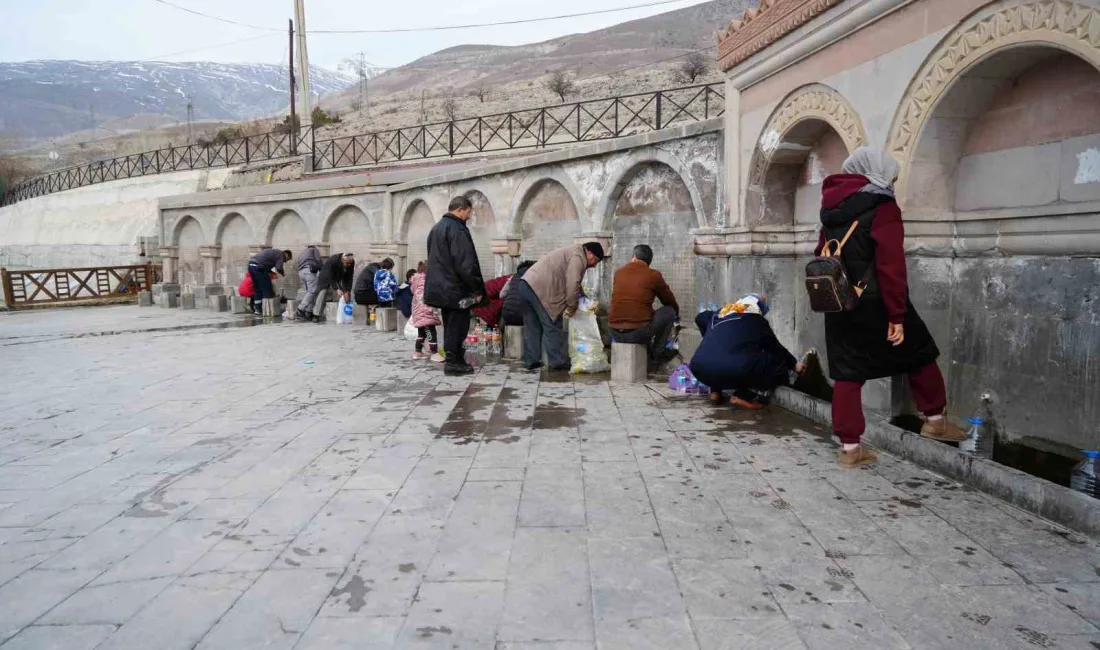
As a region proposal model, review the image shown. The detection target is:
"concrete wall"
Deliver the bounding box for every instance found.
[0,168,229,271]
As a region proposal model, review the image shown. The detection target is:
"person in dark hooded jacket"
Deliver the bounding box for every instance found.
[424,196,486,375]
[816,148,964,470]
[690,294,807,409]
[500,260,535,327]
[309,253,355,321]
[354,262,381,307]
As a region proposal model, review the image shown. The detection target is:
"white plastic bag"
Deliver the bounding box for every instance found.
[404,320,418,341]
[336,296,352,324]
[569,298,610,374]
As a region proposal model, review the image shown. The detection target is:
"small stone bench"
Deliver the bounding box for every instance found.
[375,307,398,332]
[504,325,523,360]
[208,295,228,312]
[230,296,251,314]
[611,342,648,383]
[138,290,153,307]
[261,297,280,317]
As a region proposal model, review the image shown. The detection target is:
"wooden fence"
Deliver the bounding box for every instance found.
[1,263,154,310]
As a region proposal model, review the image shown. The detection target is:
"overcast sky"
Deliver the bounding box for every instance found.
[3,0,711,71]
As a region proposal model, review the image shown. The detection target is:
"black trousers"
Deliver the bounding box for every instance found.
[611,305,677,362]
[248,264,274,312]
[441,308,471,365]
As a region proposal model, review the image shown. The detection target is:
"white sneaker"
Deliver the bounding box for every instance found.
[412,352,428,360]
[430,353,445,363]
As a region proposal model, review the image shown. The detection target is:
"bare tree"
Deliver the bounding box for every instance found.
[442,97,459,122]
[678,52,709,84]
[473,87,488,103]
[543,70,576,102]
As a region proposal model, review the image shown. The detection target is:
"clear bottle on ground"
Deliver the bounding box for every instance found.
[959,391,996,459]
[1070,450,1100,499]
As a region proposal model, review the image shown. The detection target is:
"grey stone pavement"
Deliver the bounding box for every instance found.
[0,305,1097,650]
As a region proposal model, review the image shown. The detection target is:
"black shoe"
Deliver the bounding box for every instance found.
[523,362,544,371]
[548,365,571,372]
[444,362,475,376]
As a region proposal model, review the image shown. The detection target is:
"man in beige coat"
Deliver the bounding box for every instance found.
[515,242,605,370]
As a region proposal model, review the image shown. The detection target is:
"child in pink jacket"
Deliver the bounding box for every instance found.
[410,262,443,361]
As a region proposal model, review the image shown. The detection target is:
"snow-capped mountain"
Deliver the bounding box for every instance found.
[0,60,354,139]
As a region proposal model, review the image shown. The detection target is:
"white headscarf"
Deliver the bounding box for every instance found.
[718,294,769,318]
[841,147,901,196]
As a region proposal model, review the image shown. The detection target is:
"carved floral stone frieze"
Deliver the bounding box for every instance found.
[718,0,844,71]
[889,0,1100,167]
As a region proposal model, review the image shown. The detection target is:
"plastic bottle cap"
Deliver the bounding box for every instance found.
[966,417,984,425]
[1083,450,1100,459]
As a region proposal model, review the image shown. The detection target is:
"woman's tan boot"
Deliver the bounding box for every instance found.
[837,445,878,469]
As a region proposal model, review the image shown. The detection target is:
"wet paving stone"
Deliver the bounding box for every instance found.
[0,306,1095,648]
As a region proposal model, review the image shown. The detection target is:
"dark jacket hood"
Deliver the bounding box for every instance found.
[820,174,892,228]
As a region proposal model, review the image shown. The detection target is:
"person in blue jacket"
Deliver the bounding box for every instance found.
[690,294,812,409]
[374,258,399,307]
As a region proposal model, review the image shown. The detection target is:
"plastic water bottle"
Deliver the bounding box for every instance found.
[698,302,707,314]
[1070,451,1100,499]
[959,391,995,459]
[464,333,478,366]
[709,301,718,312]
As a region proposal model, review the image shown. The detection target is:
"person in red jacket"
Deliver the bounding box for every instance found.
[816,148,965,470]
[472,273,513,328]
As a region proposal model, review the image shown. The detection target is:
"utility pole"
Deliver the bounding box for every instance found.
[355,52,368,117]
[186,95,195,143]
[420,90,427,123]
[294,0,313,127]
[288,18,297,152]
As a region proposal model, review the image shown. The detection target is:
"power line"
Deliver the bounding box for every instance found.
[149,0,701,34]
[150,0,280,31]
[312,0,701,33]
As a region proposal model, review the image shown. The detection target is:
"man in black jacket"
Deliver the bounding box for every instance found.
[247,247,291,315]
[310,252,355,322]
[424,196,486,375]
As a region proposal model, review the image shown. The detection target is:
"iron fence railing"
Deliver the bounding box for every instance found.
[312,83,724,171]
[1,129,311,207]
[1,83,724,206]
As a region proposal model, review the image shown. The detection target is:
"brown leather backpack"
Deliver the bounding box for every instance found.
[805,219,873,313]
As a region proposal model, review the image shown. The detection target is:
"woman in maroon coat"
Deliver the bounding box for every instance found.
[816,148,965,469]
[472,274,512,327]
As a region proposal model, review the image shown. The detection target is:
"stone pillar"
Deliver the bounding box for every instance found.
[156,246,181,304]
[723,80,742,228]
[492,238,522,276]
[196,245,225,300]
[159,246,179,284]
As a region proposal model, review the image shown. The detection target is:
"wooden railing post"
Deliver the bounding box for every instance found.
[143,262,154,292]
[1,268,14,307]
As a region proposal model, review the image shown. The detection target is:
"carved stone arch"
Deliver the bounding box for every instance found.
[887,0,1100,182]
[214,211,253,246]
[596,149,709,231]
[322,202,383,243]
[264,208,310,246]
[745,83,866,227]
[507,168,585,236]
[171,215,205,246]
[747,83,867,195]
[396,192,444,242]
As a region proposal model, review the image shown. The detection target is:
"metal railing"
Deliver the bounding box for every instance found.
[1,130,311,207]
[1,83,724,206]
[312,83,724,171]
[1,263,155,309]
